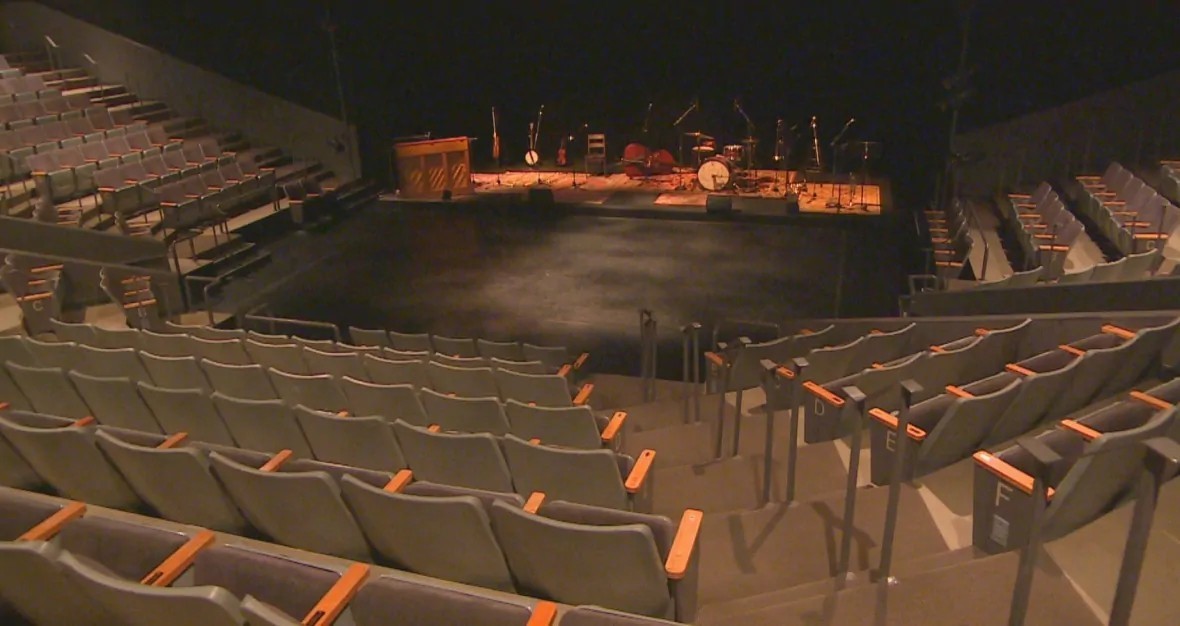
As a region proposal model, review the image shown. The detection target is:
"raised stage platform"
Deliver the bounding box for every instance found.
[383,168,890,222]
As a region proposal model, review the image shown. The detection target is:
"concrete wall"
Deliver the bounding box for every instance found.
[0,1,360,181]
[952,70,1180,195]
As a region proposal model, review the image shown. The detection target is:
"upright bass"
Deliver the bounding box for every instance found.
[621,102,674,178]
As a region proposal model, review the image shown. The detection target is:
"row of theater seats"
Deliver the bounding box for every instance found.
[1000,182,1083,278]
[0,90,92,130]
[864,318,1179,482]
[10,323,594,409]
[0,415,697,621]
[0,105,146,181]
[1074,161,1178,254]
[972,381,1179,552]
[923,199,975,281]
[0,487,680,625]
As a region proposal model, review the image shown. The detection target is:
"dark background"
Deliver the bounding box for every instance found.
[27,0,1180,206]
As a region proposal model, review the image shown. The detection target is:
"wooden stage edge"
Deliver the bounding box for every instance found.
[383,169,892,223]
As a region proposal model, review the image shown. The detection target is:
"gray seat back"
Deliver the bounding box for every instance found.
[351,574,532,626]
[388,330,432,353]
[210,392,313,457]
[302,347,367,380]
[0,365,32,411]
[59,552,245,626]
[493,369,573,407]
[136,382,236,445]
[427,362,500,398]
[984,357,1082,445]
[293,406,407,471]
[489,357,549,375]
[477,339,525,361]
[192,544,345,624]
[141,352,211,392]
[1095,318,1180,397]
[348,326,390,348]
[190,337,251,366]
[90,327,142,350]
[504,399,603,449]
[94,430,249,533]
[138,329,194,357]
[24,337,81,369]
[522,343,572,372]
[75,345,151,382]
[266,369,348,412]
[67,372,161,433]
[339,376,428,425]
[1045,339,1138,420]
[49,318,96,344]
[432,335,479,358]
[244,340,308,374]
[1089,257,1127,283]
[501,434,629,510]
[489,501,673,620]
[419,387,511,434]
[0,541,120,625]
[915,378,1023,476]
[0,414,140,509]
[1045,407,1177,540]
[6,362,91,418]
[199,360,277,400]
[391,420,513,493]
[207,451,371,561]
[362,353,429,387]
[340,474,516,592]
[561,606,683,625]
[0,335,35,366]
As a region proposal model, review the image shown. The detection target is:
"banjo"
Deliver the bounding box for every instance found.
[524,104,544,167]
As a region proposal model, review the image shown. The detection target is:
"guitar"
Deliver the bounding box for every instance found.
[524,105,544,167]
[491,107,500,164]
[556,136,568,166]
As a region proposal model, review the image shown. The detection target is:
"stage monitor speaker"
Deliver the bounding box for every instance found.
[785,194,800,214]
[706,195,733,214]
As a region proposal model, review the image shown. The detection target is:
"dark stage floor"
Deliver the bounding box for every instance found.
[224,201,902,377]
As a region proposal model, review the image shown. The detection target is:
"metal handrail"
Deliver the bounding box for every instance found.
[242,313,342,342]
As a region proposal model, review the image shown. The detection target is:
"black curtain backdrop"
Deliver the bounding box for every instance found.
[30,0,1180,206]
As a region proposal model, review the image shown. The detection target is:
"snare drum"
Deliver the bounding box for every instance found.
[697,157,734,192]
[722,144,744,162]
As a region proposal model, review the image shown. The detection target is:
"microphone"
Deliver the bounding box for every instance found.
[733,99,741,112]
[843,117,855,129]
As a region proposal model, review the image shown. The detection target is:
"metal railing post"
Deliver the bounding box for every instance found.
[712,349,731,460]
[1007,435,1062,626]
[647,314,658,402]
[787,358,808,503]
[681,324,691,424]
[837,385,867,579]
[760,360,797,506]
[877,379,923,583]
[692,323,702,423]
[638,310,653,401]
[730,337,750,458]
[1109,437,1180,626]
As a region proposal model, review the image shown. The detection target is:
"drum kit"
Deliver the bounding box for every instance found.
[685,132,761,192]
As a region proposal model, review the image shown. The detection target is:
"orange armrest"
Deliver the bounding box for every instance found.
[1129,390,1174,411]
[775,366,795,380]
[601,411,627,443]
[1039,245,1069,251]
[1133,233,1168,239]
[123,299,157,310]
[160,201,178,207]
[802,381,844,407]
[0,401,8,411]
[928,344,947,353]
[573,352,589,370]
[427,424,442,433]
[527,601,559,626]
[141,530,216,586]
[72,416,95,427]
[1101,324,1136,340]
[1058,344,1086,357]
[624,449,657,493]
[32,264,63,272]
[572,383,594,406]
[974,328,991,336]
[156,432,188,449]
[704,351,725,367]
[1005,363,1036,377]
[972,451,1055,498]
[383,469,414,493]
[16,292,53,302]
[665,509,703,580]
[302,563,370,626]
[18,501,86,541]
[523,491,546,514]
[869,407,927,441]
[97,186,117,192]
[1059,419,1101,442]
[258,449,293,472]
[556,364,572,378]
[945,385,974,399]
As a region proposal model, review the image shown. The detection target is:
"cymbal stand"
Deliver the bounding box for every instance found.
[826,118,855,212]
[672,99,698,191]
[856,141,871,210]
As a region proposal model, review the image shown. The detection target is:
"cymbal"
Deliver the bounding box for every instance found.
[683,131,704,137]
[741,137,759,144]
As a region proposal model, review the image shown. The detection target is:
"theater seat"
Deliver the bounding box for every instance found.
[427,361,500,398]
[501,435,653,511]
[210,393,313,457]
[361,353,429,387]
[68,372,162,433]
[494,369,593,408]
[136,382,236,446]
[292,406,407,472]
[419,387,511,434]
[560,605,682,625]
[347,326,390,348]
[6,362,92,419]
[267,369,348,412]
[199,360,277,401]
[505,399,624,450]
[392,420,514,493]
[340,473,517,592]
[339,376,428,425]
[349,574,533,626]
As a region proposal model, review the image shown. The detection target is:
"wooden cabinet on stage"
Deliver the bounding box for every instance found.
[393,137,474,200]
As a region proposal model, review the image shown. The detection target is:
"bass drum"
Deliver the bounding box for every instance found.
[697,157,734,192]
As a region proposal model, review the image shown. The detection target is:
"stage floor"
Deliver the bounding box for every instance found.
[468,169,884,216]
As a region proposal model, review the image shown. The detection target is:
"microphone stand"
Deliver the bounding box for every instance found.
[827,118,855,212]
[735,100,756,171]
[673,99,698,190]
